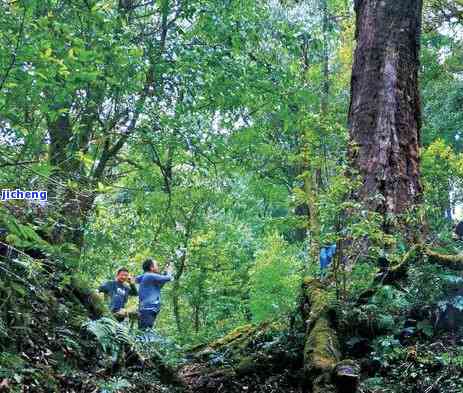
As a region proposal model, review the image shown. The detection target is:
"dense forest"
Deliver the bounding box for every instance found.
[1,0,463,392]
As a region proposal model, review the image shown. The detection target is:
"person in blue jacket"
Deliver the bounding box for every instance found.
[136,258,173,330]
[320,244,336,278]
[98,267,138,322]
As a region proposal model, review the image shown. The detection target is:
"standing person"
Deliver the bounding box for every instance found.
[98,267,138,322]
[136,258,173,330]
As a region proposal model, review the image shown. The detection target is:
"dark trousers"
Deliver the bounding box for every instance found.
[138,309,158,330]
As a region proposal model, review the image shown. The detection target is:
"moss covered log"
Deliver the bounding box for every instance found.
[384,245,463,278]
[425,248,463,270]
[302,278,341,374]
[302,278,359,393]
[358,245,463,305]
[182,320,304,391]
[189,323,267,363]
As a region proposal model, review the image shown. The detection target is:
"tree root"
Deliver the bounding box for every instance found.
[425,248,463,270]
[357,244,463,305]
[382,244,463,281]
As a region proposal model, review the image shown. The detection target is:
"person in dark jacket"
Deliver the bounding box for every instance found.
[98,267,138,322]
[136,259,172,330]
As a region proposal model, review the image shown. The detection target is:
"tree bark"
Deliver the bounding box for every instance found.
[348,0,423,216]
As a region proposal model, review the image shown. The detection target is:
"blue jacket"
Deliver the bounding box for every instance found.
[98,280,137,312]
[320,244,337,271]
[136,272,172,312]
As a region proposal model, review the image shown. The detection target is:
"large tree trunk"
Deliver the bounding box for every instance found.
[348,0,423,216]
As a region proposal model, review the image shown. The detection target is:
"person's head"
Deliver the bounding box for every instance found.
[115,267,130,283]
[142,258,159,273]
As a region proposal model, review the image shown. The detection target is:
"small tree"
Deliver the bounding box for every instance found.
[249,233,299,322]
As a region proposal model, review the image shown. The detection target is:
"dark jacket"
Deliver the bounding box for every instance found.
[98,280,137,312]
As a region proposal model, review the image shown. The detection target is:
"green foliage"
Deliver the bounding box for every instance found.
[421,139,463,230]
[372,335,406,365]
[84,317,134,360]
[371,286,410,315]
[318,173,393,259]
[84,317,185,368]
[406,263,449,309]
[136,331,184,367]
[97,377,131,393]
[416,320,434,338]
[0,352,24,381]
[248,233,299,322]
[440,348,463,368]
[421,32,463,151]
[364,332,463,393]
[1,1,463,391]
[344,262,377,300]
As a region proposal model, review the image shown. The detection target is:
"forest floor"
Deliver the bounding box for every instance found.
[2,238,463,393]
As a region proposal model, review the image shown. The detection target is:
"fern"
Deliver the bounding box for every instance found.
[84,317,184,368]
[83,317,134,355]
[135,330,184,366]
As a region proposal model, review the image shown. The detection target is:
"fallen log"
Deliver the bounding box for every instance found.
[302,278,359,393]
[181,320,305,392]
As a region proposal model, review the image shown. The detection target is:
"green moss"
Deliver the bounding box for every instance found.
[235,356,257,376]
[302,277,343,393]
[302,277,333,329]
[426,248,463,270]
[210,324,255,349]
[304,317,341,374]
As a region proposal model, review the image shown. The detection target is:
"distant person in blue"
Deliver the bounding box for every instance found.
[98,267,138,322]
[320,244,336,278]
[136,258,173,330]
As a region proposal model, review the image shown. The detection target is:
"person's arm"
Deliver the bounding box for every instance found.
[128,276,138,296]
[98,281,111,294]
[145,272,172,284]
